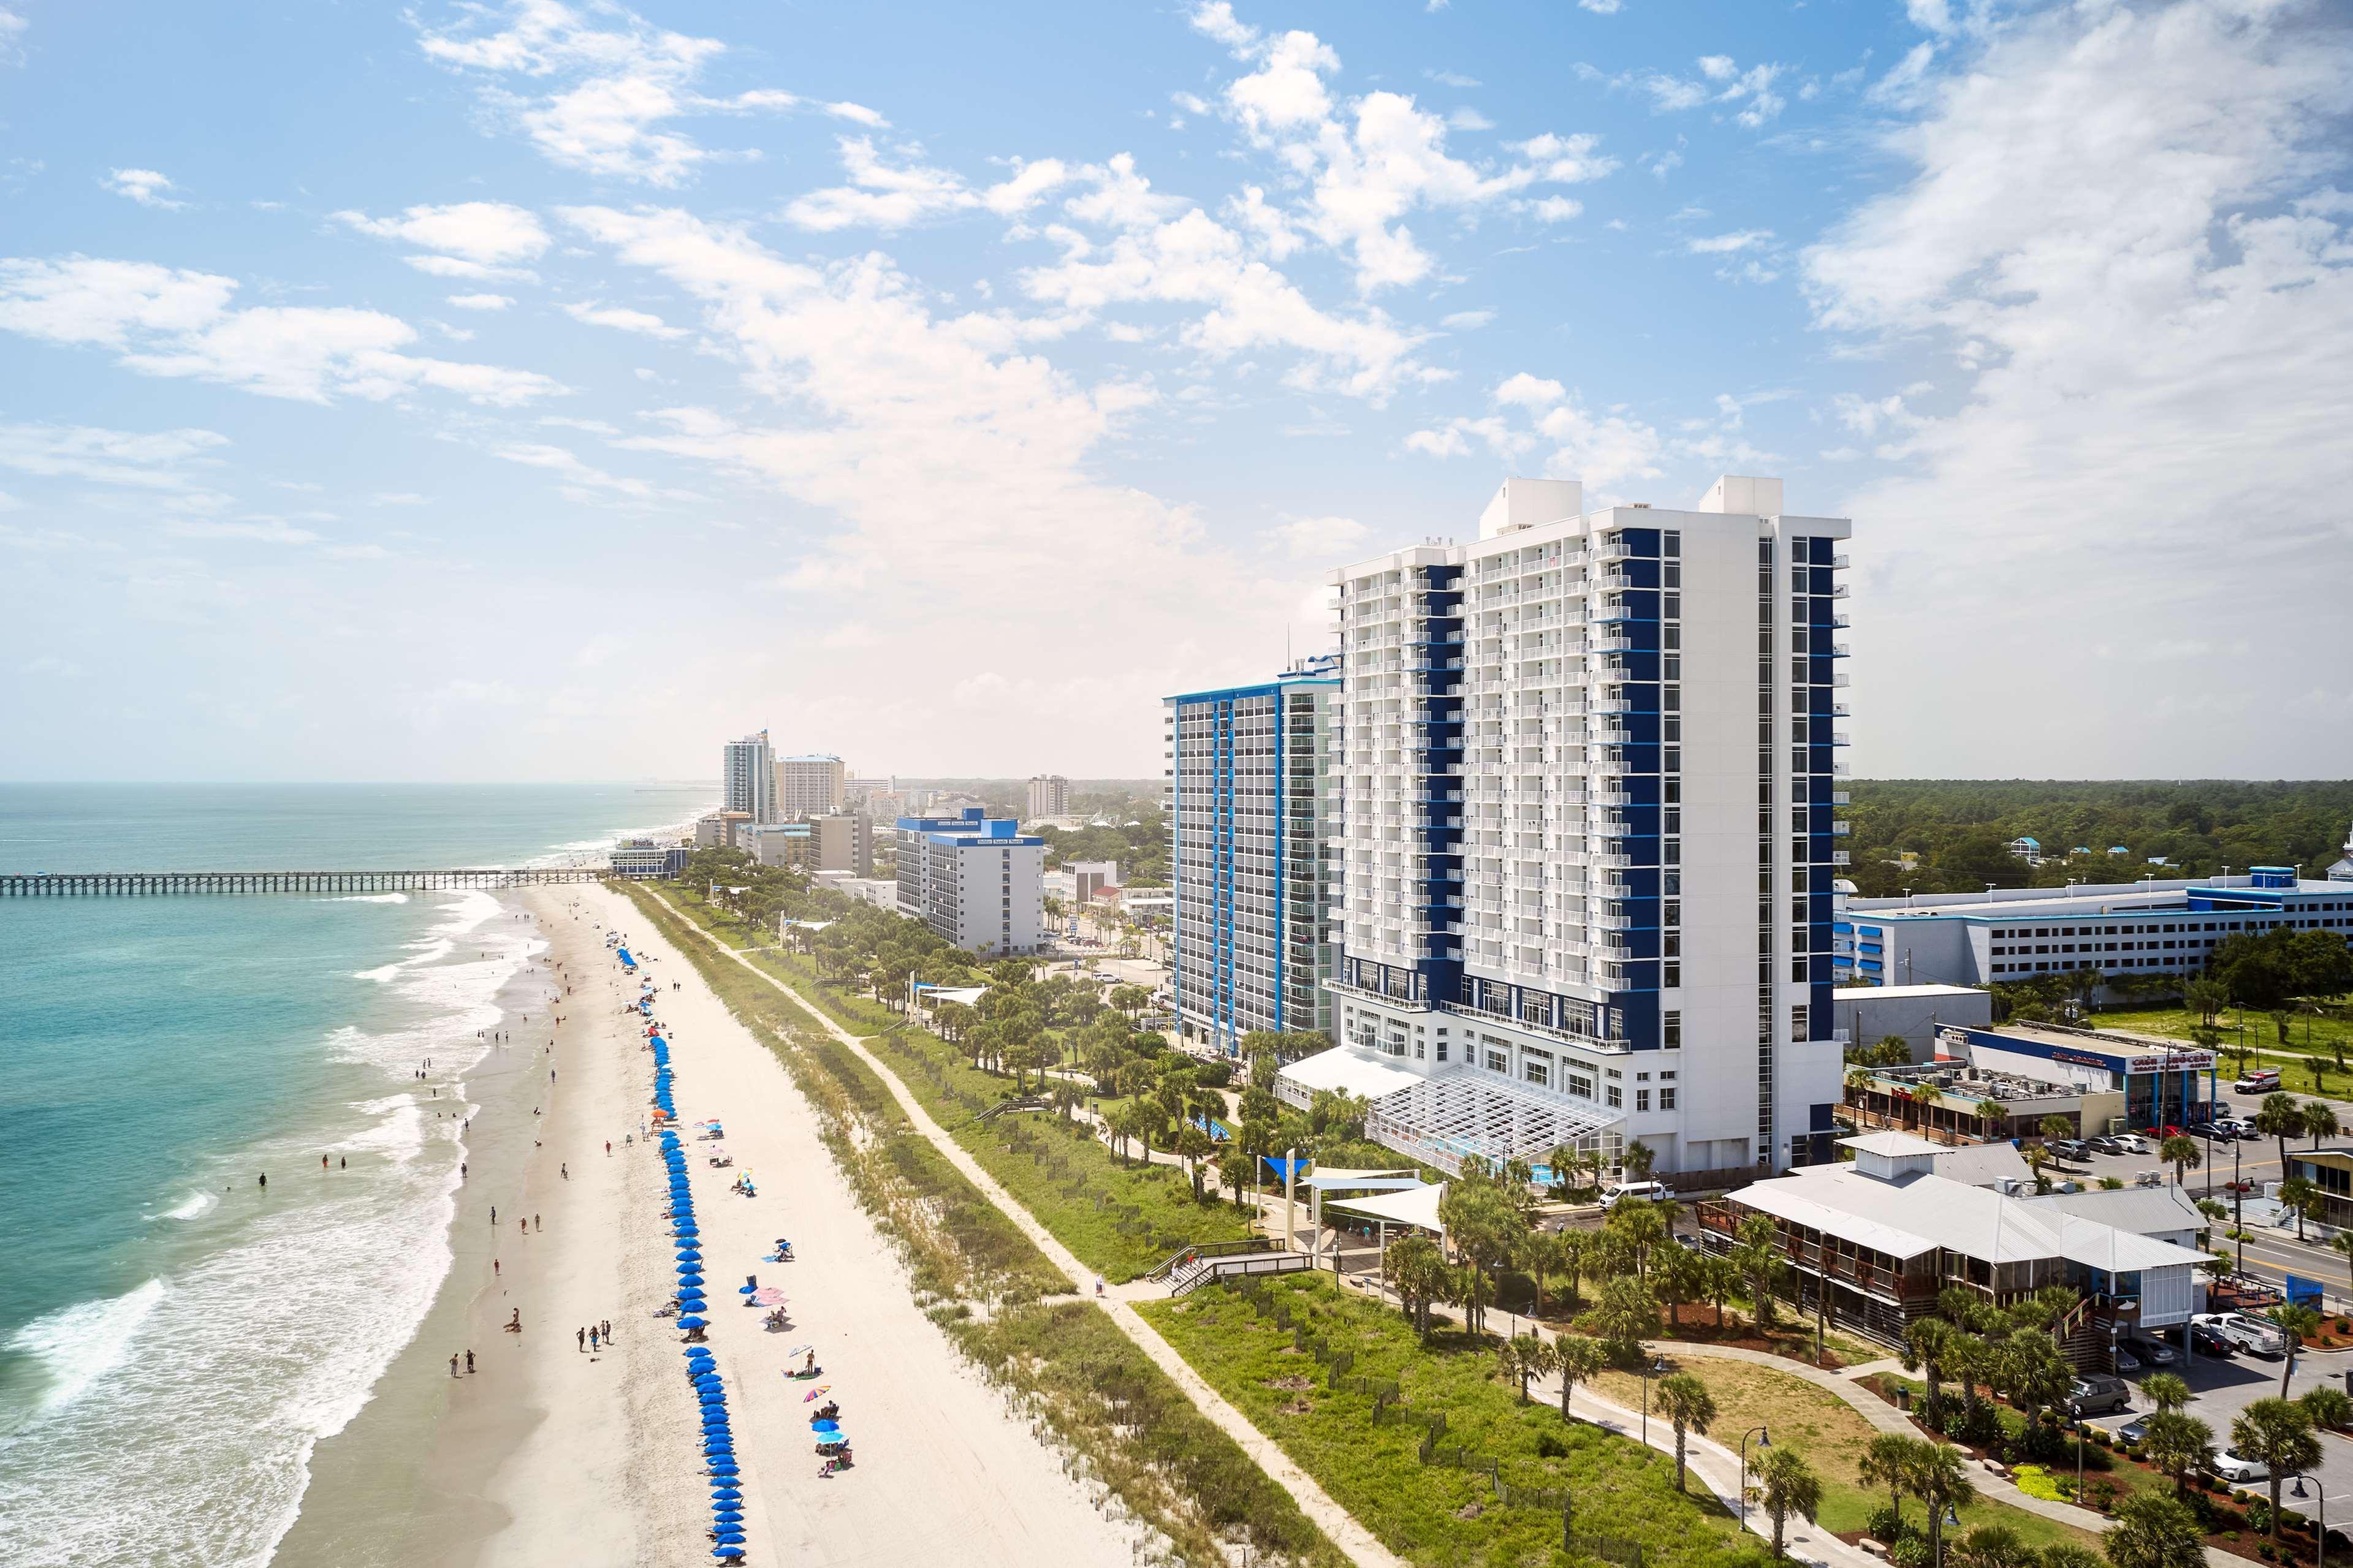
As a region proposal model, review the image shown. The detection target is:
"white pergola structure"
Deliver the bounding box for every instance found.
[1365,1073,1622,1176]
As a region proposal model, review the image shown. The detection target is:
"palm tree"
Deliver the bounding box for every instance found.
[2231,1398,2321,1540]
[1655,1372,1717,1492]
[2140,1410,2213,1498]
[2300,1383,2353,1434]
[1907,1442,1976,1568]
[1754,1446,1822,1559]
[1555,1335,1605,1421]
[2157,1134,2201,1186]
[1903,1316,1955,1428]
[2271,1303,2323,1399]
[2331,1230,2353,1306]
[1975,1097,2007,1139]
[1513,1334,1559,1405]
[2305,1098,2341,1148]
[1382,1234,1446,1339]
[1906,1081,1938,1132]
[1857,1432,1922,1521]
[2104,1490,2210,1568]
[2254,1094,2307,1175]
[2278,1176,2322,1243]
[2141,1372,2191,1414]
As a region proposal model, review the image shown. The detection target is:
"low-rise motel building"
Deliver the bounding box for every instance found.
[1698,1130,2211,1358]
[1842,1021,2217,1144]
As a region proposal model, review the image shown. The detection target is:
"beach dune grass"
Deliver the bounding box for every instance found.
[634,884,1258,1282]
[1141,1272,1773,1568]
[618,882,1347,1566]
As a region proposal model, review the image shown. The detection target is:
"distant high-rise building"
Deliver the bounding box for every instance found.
[777,754,846,815]
[1296,475,1852,1181]
[1163,656,1343,1056]
[1027,775,1070,820]
[723,730,776,823]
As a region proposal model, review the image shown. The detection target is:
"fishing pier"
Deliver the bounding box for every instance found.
[0,868,612,896]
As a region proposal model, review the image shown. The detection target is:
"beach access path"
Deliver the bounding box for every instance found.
[566,882,1139,1568]
[636,885,1409,1568]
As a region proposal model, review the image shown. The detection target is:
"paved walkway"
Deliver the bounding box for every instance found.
[645,890,1407,1568]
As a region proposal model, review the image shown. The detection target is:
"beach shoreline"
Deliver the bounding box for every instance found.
[279,879,1141,1568]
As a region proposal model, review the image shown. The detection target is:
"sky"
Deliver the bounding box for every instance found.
[1,0,2349,784]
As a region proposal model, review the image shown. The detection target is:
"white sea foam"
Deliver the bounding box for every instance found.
[0,885,539,1567]
[5,1279,166,1416]
[317,893,408,904]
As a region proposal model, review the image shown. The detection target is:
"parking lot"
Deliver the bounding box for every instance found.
[2081,1336,2353,1530]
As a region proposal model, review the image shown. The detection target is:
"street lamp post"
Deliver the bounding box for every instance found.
[2290,1472,2330,1568]
[1640,1355,1667,1445]
[1738,1426,1771,1524]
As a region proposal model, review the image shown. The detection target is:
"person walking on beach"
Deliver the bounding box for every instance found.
[601,1319,611,1343]
[493,1259,500,1276]
[258,1173,267,1189]
[507,1309,520,1333]
[465,1350,475,1374]
[577,1327,585,1352]
[561,1163,568,1181]
[450,1354,460,1378]
[534,1214,541,1232]
[589,1325,599,1351]
[491,1205,497,1224]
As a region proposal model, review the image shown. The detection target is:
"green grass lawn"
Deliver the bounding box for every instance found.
[639,884,1258,1281]
[2089,1004,2353,1080]
[1141,1273,1774,1568]
[1591,1360,2105,1555]
[667,885,905,1032]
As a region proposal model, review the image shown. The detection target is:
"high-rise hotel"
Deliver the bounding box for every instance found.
[1281,475,1852,1181]
[1165,656,1344,1056]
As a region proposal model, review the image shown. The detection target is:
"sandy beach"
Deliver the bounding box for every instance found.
[283,881,1137,1568]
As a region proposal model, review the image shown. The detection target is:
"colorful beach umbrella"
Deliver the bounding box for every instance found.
[677,1315,707,1329]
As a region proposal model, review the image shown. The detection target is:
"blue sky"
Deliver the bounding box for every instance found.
[2,0,2349,782]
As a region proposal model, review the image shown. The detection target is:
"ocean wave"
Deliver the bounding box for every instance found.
[316,893,408,904]
[4,1279,167,1417]
[162,1191,218,1221]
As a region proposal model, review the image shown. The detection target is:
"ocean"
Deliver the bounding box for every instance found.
[0,783,712,1567]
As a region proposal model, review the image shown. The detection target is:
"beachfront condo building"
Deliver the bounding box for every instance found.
[1163,656,1343,1057]
[777,754,847,816]
[1277,475,1852,1183]
[894,808,1046,956]
[723,730,777,824]
[1027,775,1070,819]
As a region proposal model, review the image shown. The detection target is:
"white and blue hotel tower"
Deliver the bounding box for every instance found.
[1163,657,1344,1056]
[1286,475,1854,1183]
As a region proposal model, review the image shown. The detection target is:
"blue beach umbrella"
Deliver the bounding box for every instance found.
[737,1283,758,1295]
[676,1250,702,1262]
[714,1550,745,1562]
[810,1418,840,1434]
[678,1315,708,1329]
[711,1485,742,1499]
[699,1393,727,1407]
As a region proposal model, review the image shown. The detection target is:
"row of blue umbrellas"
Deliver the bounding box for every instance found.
[664,1083,741,1559]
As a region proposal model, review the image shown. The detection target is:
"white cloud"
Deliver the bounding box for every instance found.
[0,255,562,406]
[447,292,514,311]
[1271,513,1366,558]
[1440,309,1494,330]
[1599,56,1789,126]
[555,201,1320,768]
[1448,107,1493,131]
[782,140,1073,232]
[1187,2,1260,55]
[1804,0,2353,775]
[1686,229,1773,254]
[490,440,668,504]
[104,169,186,210]
[562,299,686,338]
[0,422,229,496]
[1424,70,1480,88]
[1199,26,1619,294]
[1407,372,1664,491]
[336,202,550,269]
[0,7,25,66]
[415,0,805,186]
[1579,0,1624,12]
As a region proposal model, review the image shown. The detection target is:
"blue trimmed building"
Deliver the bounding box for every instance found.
[1163,657,1342,1056]
[1297,475,1853,1181]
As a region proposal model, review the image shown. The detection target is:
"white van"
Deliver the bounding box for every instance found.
[1598,1180,1669,1210]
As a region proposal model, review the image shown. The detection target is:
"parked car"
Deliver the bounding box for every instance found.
[2116,1414,2151,1445]
[2050,1138,2092,1162]
[1598,1180,1669,1210]
[2123,1333,2179,1366]
[2067,1374,2133,1417]
[2113,1349,2142,1375]
[2086,1135,2130,1156]
[2207,1447,2270,1483]
[2191,1312,2285,1357]
[2111,1132,2154,1155]
[2207,1119,2254,1140]
[2189,1324,2237,1358]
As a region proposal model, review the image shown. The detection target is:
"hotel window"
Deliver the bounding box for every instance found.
[1524,1052,1551,1088]
[1485,1047,1508,1073]
[1636,1089,1651,1112]
[1660,1086,1676,1110]
[1607,1083,1623,1108]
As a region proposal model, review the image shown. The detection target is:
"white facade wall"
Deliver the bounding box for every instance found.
[1326,475,1852,1177]
[1027,775,1070,819]
[777,755,846,816]
[895,825,1044,955]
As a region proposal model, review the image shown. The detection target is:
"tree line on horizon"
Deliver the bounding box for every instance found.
[1842,779,2353,898]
